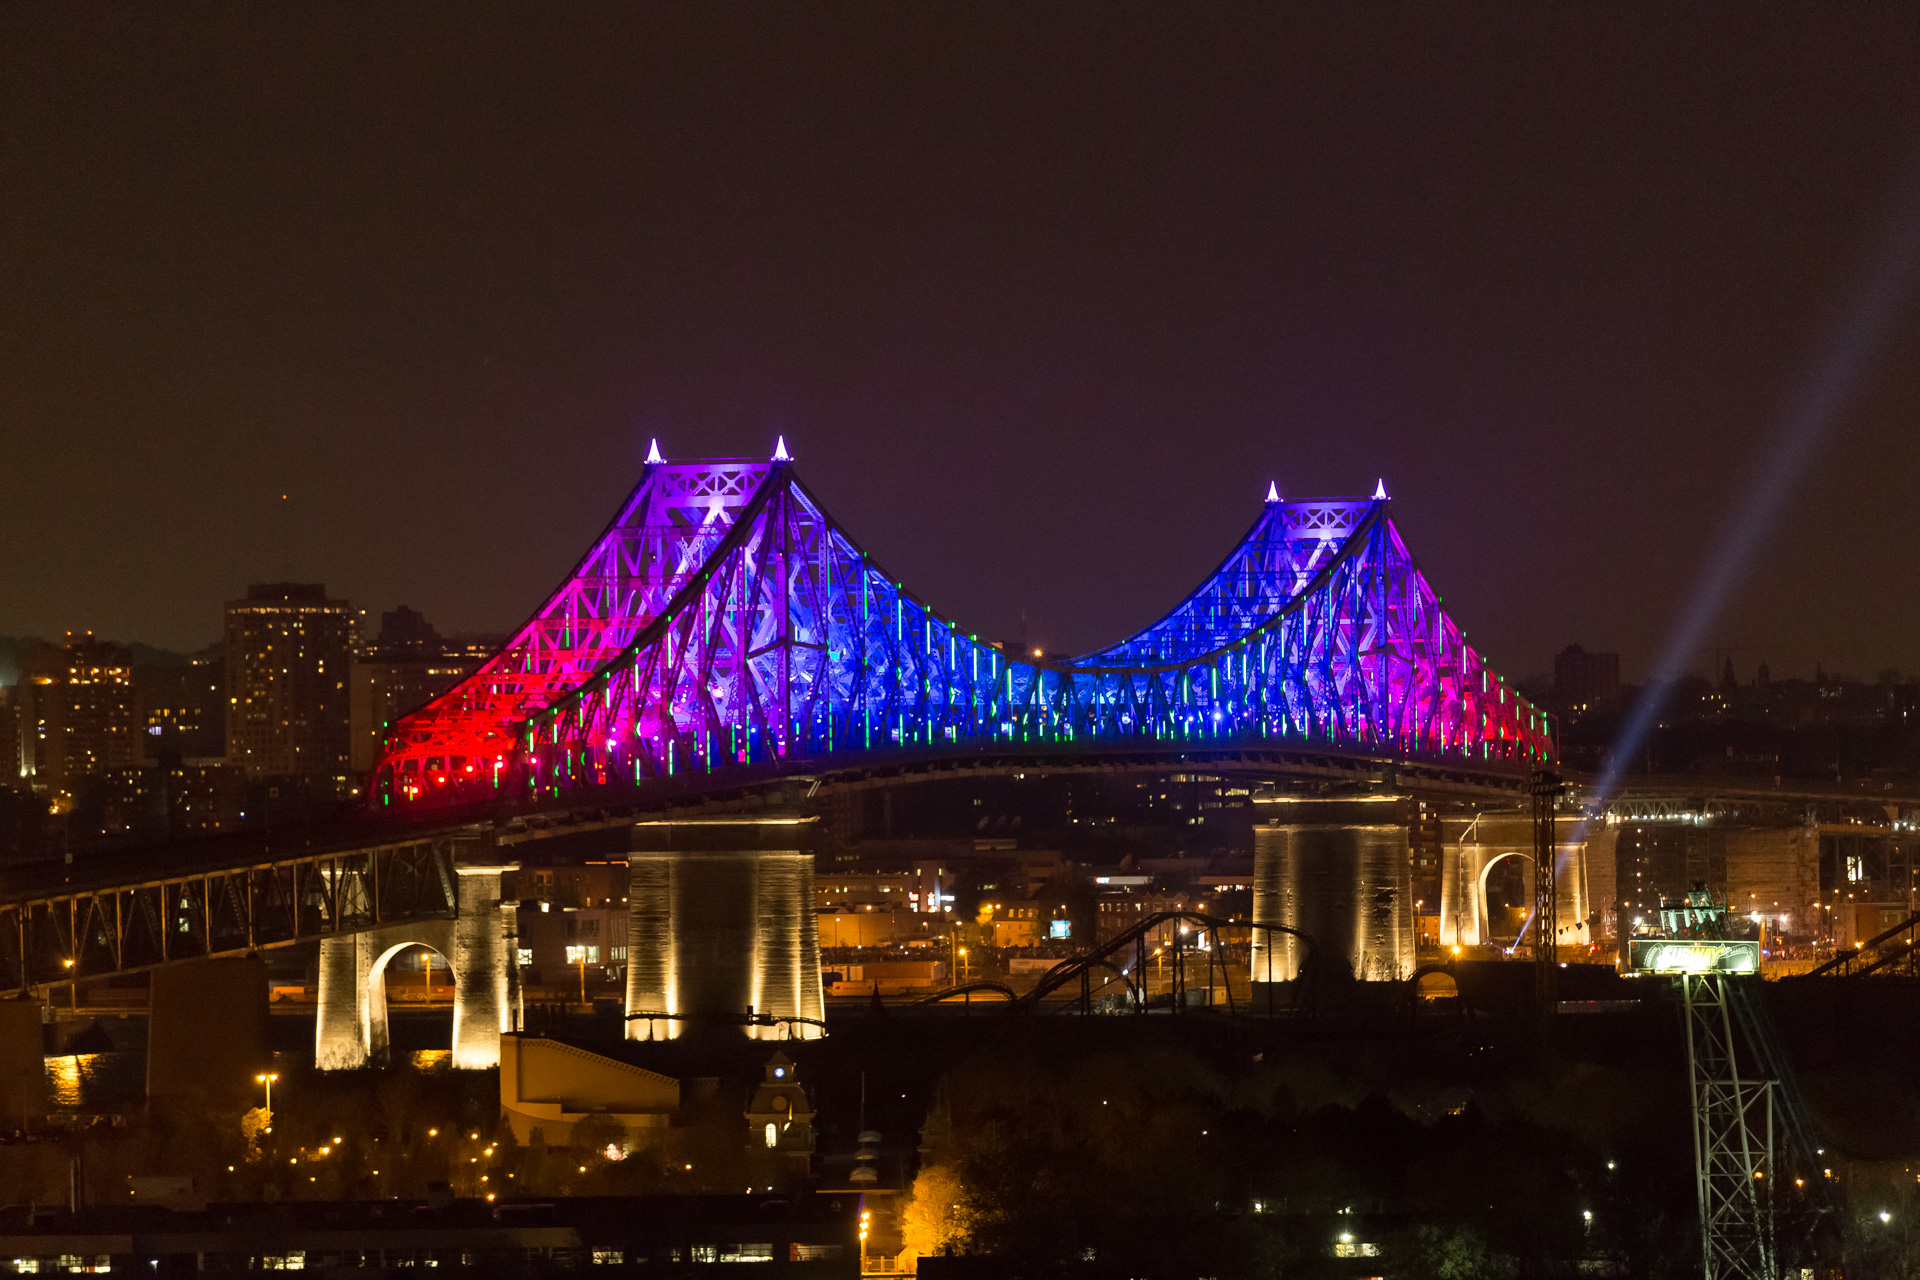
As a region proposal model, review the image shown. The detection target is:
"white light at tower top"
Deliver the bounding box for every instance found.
[1373,478,1388,500]
[1266,481,1279,503]
[773,436,790,462]
[647,439,664,465]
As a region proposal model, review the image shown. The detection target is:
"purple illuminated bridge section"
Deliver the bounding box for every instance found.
[374,446,1553,807]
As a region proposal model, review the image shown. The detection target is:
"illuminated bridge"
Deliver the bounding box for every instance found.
[0,445,1559,1072]
[376,444,1554,808]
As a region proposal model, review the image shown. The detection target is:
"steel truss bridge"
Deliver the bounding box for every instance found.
[0,832,471,997]
[376,446,1553,808]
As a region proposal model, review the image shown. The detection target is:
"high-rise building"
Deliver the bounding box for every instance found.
[95,761,245,837]
[136,655,225,763]
[11,639,63,795]
[225,583,353,795]
[1554,644,1621,714]
[57,633,138,801]
[10,633,138,809]
[0,687,18,786]
[349,608,495,776]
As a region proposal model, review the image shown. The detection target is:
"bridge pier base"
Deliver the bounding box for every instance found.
[0,997,47,1126]
[149,955,270,1110]
[1251,802,1414,984]
[625,817,825,1042]
[1437,815,1588,951]
[314,864,521,1071]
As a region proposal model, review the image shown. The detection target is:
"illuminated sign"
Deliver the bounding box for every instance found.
[1627,939,1761,975]
[1048,919,1072,940]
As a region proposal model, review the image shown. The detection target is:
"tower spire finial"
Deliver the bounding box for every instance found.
[1373,478,1387,501]
[1265,481,1280,503]
[646,438,663,465]
[773,436,790,462]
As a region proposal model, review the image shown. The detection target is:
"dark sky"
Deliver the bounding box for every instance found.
[4,7,1918,684]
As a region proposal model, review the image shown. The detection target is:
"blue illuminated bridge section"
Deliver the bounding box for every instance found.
[376,449,1554,808]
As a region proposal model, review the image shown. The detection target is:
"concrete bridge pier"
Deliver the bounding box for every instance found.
[0,997,47,1127]
[149,955,272,1108]
[625,816,825,1042]
[1437,814,1589,950]
[314,862,521,1070]
[1250,798,1415,984]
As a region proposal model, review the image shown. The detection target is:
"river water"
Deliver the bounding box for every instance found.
[41,1010,458,1113]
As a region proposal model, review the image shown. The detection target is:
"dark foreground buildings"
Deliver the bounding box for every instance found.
[0,1196,859,1277]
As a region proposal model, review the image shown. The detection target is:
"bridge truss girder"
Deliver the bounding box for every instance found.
[509,463,1551,805]
[378,458,777,798]
[0,837,461,997]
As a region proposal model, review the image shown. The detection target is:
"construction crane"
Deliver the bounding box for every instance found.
[1626,888,1836,1280]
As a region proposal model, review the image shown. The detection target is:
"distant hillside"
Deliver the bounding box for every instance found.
[0,635,209,686]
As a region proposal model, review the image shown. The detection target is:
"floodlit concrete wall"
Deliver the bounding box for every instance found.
[1251,818,1413,982]
[1437,813,1589,950]
[625,818,825,1041]
[1585,826,1619,940]
[451,867,520,1067]
[1723,826,1819,936]
[314,865,521,1071]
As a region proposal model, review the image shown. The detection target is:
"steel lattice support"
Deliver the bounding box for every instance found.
[376,458,778,800]
[0,837,463,996]
[377,454,1556,808]
[1532,769,1563,1007]
[1682,973,1777,1280]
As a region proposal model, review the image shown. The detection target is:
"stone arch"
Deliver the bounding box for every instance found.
[1438,814,1590,950]
[365,938,454,1067]
[1476,851,1534,947]
[315,863,521,1071]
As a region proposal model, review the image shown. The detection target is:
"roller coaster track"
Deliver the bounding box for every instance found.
[1798,910,1920,978]
[912,911,1318,1018]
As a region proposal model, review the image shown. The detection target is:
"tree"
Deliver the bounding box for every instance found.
[1383,1225,1518,1280]
[901,1164,973,1263]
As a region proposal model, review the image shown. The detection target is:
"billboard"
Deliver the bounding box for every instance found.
[1626,938,1761,975]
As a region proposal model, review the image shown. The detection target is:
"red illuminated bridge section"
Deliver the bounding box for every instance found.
[374,447,1554,808]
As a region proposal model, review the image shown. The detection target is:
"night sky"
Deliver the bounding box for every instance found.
[4,7,1918,685]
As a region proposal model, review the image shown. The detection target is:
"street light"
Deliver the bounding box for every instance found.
[255,1072,278,1117]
